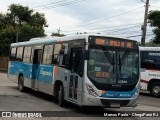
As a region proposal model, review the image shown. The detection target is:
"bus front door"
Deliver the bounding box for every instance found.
[32,49,42,89]
[68,48,83,104]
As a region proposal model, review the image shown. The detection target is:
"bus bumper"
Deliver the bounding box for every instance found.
[82,92,138,107]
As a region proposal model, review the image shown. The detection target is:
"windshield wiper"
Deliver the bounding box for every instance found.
[118,50,129,79]
[120,50,129,65]
[102,47,115,74]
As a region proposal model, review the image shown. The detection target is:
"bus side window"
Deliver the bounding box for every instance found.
[10,47,17,61]
[16,47,24,62]
[141,51,149,68]
[141,51,160,69]
[23,47,32,63]
[42,44,54,65]
[52,43,68,66]
[59,43,68,66]
[52,44,61,65]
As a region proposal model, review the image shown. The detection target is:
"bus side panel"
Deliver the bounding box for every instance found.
[8,61,34,88]
[38,64,54,95]
[23,63,34,88]
[53,66,83,105]
[140,68,148,90]
[53,66,68,96]
[8,61,18,84]
[8,61,24,84]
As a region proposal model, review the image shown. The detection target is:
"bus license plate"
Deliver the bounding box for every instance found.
[110,103,120,108]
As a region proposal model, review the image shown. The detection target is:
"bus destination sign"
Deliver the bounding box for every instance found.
[95,38,133,48]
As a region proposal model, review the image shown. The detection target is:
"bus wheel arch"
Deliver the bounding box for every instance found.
[54,80,66,107]
[148,79,160,97]
[18,73,25,92]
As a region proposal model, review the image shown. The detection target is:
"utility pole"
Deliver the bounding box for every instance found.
[15,16,19,43]
[57,27,60,34]
[16,25,19,43]
[141,0,149,46]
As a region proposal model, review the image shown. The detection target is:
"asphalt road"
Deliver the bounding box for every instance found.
[0,72,160,120]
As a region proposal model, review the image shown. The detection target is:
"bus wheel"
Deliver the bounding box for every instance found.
[150,82,160,97]
[58,85,65,107]
[18,76,25,92]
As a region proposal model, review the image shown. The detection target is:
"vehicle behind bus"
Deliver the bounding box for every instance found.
[140,47,160,97]
[8,35,140,108]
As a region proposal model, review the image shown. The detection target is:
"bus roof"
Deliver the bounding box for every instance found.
[11,34,137,47]
[140,47,160,51]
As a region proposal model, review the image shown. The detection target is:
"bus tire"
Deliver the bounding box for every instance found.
[58,85,65,107]
[18,76,25,92]
[150,82,160,97]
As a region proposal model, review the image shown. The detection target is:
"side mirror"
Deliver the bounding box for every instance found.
[83,50,89,60]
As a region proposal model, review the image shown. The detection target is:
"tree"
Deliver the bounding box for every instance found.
[148,10,160,43]
[51,33,65,37]
[145,41,160,47]
[0,4,47,56]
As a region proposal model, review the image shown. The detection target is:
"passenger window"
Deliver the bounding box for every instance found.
[59,43,68,66]
[52,43,68,66]
[141,51,160,69]
[10,47,17,61]
[16,47,24,61]
[42,44,54,65]
[23,47,32,63]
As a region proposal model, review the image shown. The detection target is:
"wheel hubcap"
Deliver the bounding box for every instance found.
[153,86,160,95]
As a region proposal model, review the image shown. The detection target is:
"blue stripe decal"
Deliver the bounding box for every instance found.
[38,65,54,84]
[100,87,137,98]
[9,61,54,84]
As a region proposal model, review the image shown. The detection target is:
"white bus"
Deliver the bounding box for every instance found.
[140,47,160,97]
[8,34,140,107]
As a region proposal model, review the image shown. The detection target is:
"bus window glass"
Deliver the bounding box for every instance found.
[42,44,54,65]
[117,51,138,84]
[88,46,139,85]
[23,47,32,63]
[16,47,23,61]
[88,49,116,84]
[59,43,68,66]
[54,44,61,54]
[141,51,160,69]
[52,44,61,65]
[10,47,17,60]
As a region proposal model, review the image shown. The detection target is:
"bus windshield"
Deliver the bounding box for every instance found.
[87,46,139,85]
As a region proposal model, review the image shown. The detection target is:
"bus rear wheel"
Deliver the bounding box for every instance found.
[150,82,160,97]
[58,85,66,107]
[18,76,25,92]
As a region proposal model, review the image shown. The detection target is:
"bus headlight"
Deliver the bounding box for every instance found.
[133,90,139,98]
[86,84,98,97]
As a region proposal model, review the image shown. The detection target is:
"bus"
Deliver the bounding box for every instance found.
[8,34,140,108]
[140,47,160,97]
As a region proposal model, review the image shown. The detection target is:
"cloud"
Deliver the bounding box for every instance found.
[0,0,160,41]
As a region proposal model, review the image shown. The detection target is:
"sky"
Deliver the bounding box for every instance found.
[0,0,160,43]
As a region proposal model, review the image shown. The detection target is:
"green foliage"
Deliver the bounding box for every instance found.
[0,4,47,56]
[51,33,65,37]
[148,10,160,43]
[145,41,160,47]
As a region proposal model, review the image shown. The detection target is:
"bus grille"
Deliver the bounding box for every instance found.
[100,99,130,106]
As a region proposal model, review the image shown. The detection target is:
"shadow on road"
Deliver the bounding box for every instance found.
[9,86,119,116]
[139,92,151,97]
